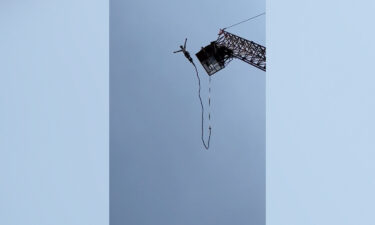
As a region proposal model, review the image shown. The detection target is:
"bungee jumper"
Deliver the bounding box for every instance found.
[173,38,194,64]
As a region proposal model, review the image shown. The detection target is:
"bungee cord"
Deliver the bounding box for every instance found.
[192,62,211,150]
[174,39,212,150]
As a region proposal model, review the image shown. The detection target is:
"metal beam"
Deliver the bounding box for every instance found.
[216,30,266,71]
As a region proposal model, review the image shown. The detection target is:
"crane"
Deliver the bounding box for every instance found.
[173,23,266,149]
[195,29,266,75]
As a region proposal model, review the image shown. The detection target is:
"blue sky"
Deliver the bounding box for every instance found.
[110,0,265,224]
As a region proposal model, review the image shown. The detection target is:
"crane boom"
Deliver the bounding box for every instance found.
[196,30,266,75]
[217,30,266,71]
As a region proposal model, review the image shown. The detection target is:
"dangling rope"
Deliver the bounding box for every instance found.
[208,75,212,131]
[223,12,265,30]
[173,38,212,149]
[191,62,211,150]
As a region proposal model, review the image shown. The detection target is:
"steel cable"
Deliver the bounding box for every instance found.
[223,12,265,30]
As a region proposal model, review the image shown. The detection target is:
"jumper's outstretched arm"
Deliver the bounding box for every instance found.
[173,49,182,53]
[184,38,187,49]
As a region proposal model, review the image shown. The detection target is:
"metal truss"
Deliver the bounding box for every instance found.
[216,30,266,71]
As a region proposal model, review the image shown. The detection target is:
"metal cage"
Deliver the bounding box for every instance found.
[195,42,233,76]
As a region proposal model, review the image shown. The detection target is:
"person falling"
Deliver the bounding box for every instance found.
[173,38,194,64]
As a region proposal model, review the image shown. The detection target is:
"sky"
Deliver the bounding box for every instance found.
[110,0,265,224]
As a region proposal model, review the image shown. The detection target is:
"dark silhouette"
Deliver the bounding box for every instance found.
[174,38,194,64]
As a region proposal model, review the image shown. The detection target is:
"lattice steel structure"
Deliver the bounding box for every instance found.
[196,30,266,75]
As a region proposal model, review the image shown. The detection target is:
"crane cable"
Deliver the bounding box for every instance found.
[192,62,211,150]
[223,12,265,30]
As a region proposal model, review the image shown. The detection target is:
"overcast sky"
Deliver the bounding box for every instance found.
[110,0,265,224]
